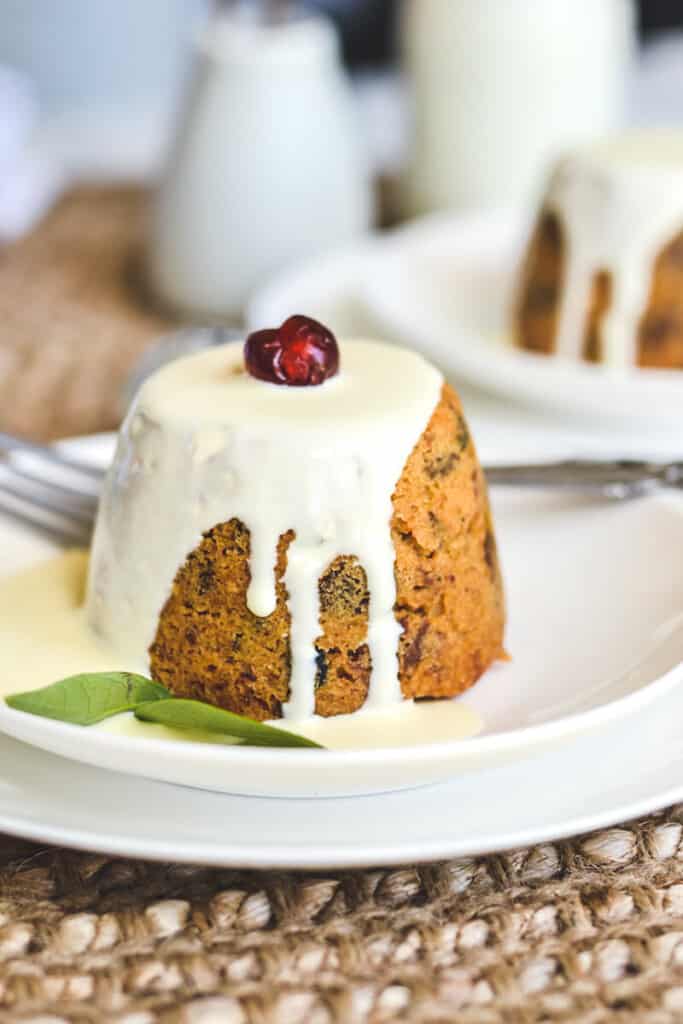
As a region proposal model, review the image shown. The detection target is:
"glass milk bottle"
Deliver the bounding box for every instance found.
[401,0,636,215]
[148,11,372,319]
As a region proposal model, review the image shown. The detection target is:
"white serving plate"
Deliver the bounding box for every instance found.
[1,435,683,800]
[249,211,683,430]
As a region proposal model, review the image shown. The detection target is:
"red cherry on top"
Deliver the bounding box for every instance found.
[244,315,339,387]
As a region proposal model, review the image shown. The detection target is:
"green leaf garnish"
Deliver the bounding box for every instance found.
[5,672,323,749]
[5,672,169,725]
[135,698,322,748]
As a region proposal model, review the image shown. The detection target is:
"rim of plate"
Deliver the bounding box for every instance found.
[0,751,682,867]
[2,652,683,771]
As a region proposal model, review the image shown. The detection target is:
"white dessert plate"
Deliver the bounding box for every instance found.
[249,211,683,429]
[1,673,683,867]
[1,435,683,800]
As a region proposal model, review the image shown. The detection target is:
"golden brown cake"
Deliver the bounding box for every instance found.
[149,383,504,719]
[87,318,505,722]
[514,133,683,368]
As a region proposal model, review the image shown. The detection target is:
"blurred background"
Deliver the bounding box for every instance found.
[1,0,683,440]
[3,0,683,227]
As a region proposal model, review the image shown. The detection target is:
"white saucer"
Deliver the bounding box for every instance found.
[249,211,683,430]
[2,436,683,800]
[2,669,683,868]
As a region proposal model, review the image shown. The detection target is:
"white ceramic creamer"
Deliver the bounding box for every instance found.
[148,10,372,319]
[400,0,636,215]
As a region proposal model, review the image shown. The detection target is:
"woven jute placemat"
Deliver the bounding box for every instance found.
[2,808,683,1023]
[1,189,682,1023]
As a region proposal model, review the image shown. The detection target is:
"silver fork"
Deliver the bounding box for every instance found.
[0,433,682,547]
[0,432,104,546]
[484,459,683,500]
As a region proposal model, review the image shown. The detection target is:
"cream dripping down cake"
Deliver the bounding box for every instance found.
[86,316,505,722]
[514,132,683,368]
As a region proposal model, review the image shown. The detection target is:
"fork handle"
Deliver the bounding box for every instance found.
[484,459,683,499]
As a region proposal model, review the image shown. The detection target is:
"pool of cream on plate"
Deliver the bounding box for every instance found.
[0,552,482,750]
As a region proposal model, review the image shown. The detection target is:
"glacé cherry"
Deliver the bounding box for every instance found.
[244,314,339,386]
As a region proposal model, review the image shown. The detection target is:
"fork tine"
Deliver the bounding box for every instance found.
[0,431,106,480]
[2,461,100,507]
[0,490,92,547]
[0,433,102,547]
[0,477,96,527]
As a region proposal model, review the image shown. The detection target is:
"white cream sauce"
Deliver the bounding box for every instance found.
[0,553,482,750]
[545,131,683,367]
[86,339,443,719]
